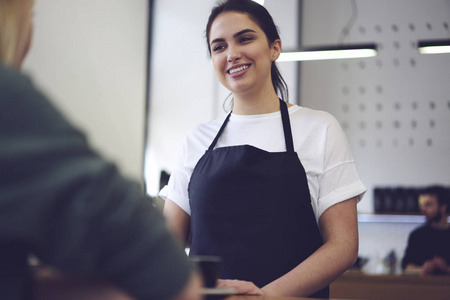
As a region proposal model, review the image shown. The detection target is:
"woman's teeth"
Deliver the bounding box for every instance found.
[229,65,249,74]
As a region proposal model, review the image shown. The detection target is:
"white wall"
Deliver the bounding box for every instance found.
[300,0,450,213]
[22,0,149,182]
[145,0,218,196]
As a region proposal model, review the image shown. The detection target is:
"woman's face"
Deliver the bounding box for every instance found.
[208,11,280,96]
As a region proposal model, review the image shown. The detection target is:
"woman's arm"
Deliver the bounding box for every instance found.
[218,197,358,297]
[163,199,191,245]
[262,197,358,296]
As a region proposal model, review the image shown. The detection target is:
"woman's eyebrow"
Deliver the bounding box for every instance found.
[210,29,257,46]
[233,28,256,38]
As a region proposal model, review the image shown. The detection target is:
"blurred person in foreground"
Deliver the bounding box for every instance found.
[402,185,450,275]
[0,0,201,299]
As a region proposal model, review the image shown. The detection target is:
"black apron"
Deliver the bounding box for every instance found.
[188,99,329,298]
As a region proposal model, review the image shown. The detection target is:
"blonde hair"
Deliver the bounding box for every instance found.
[0,0,33,66]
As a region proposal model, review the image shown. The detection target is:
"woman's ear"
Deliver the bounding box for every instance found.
[270,39,282,61]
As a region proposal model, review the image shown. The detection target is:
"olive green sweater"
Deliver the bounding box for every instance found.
[0,65,192,299]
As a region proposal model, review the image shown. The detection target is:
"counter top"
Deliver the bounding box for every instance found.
[210,272,450,300]
[330,271,450,300]
[218,296,326,300]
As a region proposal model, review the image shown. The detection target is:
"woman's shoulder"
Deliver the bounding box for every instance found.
[290,105,341,129]
[188,116,224,137]
[183,115,226,149]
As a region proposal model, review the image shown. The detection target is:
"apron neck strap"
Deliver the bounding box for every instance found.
[279,99,295,153]
[208,99,294,152]
[209,112,231,150]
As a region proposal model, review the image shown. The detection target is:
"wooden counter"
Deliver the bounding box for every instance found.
[330,271,450,300]
[221,296,326,300]
[224,297,316,300]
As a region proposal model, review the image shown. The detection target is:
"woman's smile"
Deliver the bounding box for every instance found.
[227,63,251,77]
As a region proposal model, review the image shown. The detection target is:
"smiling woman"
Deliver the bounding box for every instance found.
[206,0,288,107]
[160,0,366,298]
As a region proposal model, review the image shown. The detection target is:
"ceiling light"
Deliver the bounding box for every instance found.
[278,43,377,62]
[418,39,450,54]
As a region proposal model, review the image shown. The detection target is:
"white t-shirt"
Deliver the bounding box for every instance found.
[160,105,366,222]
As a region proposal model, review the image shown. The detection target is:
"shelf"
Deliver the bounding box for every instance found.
[357,213,450,223]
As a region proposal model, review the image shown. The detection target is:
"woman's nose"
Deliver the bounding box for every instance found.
[227,46,241,62]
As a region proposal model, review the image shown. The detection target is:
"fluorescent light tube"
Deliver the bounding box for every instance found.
[277,43,377,62]
[418,39,450,54]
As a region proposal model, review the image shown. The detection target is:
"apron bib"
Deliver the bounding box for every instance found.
[188,99,328,298]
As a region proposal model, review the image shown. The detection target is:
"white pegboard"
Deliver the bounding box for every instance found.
[298,0,450,213]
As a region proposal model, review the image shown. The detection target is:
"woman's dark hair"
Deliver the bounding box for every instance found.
[206,0,289,102]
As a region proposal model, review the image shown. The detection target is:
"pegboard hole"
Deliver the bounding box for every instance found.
[359,103,366,112]
[359,121,366,129]
[376,120,383,129]
[376,103,383,111]
[341,86,350,95]
[342,103,350,112]
[358,86,366,95]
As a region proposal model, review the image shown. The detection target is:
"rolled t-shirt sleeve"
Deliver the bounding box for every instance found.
[317,163,366,217]
[159,145,193,216]
[160,178,192,216]
[316,113,366,218]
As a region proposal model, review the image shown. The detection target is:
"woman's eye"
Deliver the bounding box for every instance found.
[212,45,226,52]
[239,36,254,43]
